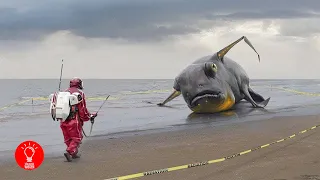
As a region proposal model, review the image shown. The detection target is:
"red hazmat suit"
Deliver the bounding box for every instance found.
[60,78,96,161]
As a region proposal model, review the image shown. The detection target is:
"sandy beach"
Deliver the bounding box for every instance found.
[1,114,320,180]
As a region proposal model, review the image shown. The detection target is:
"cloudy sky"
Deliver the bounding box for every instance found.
[0,0,320,79]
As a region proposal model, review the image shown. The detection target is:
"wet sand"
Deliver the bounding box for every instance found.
[1,114,320,180]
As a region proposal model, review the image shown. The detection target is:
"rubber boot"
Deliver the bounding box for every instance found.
[64,152,72,162]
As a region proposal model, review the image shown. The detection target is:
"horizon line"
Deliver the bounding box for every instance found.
[0,78,319,80]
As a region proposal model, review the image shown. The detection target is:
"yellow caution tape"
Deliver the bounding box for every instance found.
[18,89,172,102]
[251,85,320,96]
[0,89,170,111]
[30,96,120,101]
[1,86,320,111]
[0,99,32,111]
[273,87,320,96]
[104,124,320,180]
[19,85,320,102]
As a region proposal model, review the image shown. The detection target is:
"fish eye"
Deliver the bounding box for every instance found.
[204,62,217,78]
[211,63,218,72]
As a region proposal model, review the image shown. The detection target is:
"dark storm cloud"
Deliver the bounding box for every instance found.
[1,0,320,41]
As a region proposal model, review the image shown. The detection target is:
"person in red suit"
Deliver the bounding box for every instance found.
[60,77,97,162]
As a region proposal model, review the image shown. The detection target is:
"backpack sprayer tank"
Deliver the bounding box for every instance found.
[49,92,81,122]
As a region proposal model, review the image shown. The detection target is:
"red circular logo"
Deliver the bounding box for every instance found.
[15,140,44,170]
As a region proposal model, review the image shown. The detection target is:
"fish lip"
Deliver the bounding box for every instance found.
[190,91,222,107]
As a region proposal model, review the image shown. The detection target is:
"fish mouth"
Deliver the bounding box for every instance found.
[190,90,224,107]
